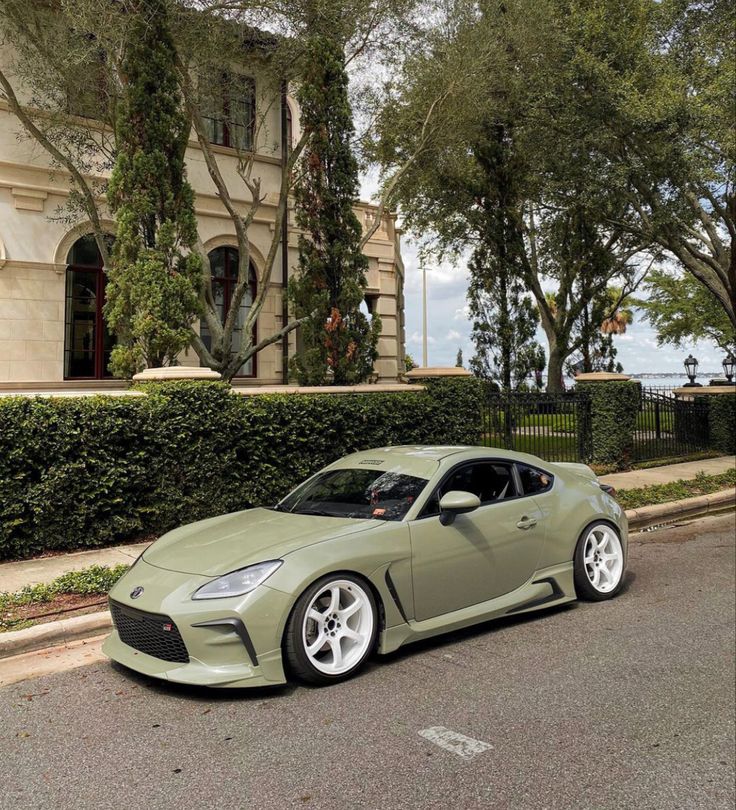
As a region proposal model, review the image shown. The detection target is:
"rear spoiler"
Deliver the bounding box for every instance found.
[555,462,598,482]
[555,462,617,498]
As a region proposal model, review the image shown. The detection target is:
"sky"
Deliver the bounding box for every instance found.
[397,234,726,379]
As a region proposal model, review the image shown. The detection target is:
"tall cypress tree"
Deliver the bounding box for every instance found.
[105,0,201,377]
[289,7,380,385]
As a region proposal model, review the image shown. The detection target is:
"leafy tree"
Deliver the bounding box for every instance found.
[528,0,734,329]
[288,3,380,384]
[636,268,736,354]
[532,203,642,388]
[372,1,647,391]
[455,348,463,368]
[104,0,202,376]
[405,353,417,371]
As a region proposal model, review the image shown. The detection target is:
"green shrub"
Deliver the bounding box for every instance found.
[575,381,641,468]
[707,394,736,454]
[0,379,482,560]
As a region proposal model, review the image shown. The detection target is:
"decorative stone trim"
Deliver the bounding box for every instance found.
[11,187,48,212]
[673,385,736,397]
[574,371,632,382]
[52,220,116,267]
[0,233,6,269]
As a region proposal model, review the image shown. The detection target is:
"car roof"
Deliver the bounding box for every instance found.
[328,445,549,480]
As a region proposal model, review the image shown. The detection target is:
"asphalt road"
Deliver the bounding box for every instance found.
[1,513,734,810]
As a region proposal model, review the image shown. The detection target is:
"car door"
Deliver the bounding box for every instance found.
[408,460,546,622]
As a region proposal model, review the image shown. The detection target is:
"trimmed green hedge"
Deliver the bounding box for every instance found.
[707,394,736,454]
[575,381,641,468]
[0,378,482,560]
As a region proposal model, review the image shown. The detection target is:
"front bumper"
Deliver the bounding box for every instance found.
[103,559,293,688]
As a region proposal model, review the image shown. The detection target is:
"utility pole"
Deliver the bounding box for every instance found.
[422,263,428,367]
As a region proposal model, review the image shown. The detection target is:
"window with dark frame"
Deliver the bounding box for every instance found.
[202,73,256,151]
[420,461,518,518]
[64,235,115,380]
[516,464,554,495]
[65,37,109,121]
[201,246,257,377]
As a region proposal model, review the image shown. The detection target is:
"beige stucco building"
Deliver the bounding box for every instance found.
[0,56,406,389]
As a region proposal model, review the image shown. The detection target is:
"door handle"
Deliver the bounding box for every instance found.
[516,516,537,530]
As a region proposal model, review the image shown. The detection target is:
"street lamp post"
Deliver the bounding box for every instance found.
[683,354,702,387]
[422,263,428,368]
[722,353,735,383]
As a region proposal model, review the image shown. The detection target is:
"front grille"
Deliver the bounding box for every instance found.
[110,600,189,663]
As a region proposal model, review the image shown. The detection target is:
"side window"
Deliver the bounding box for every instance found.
[420,462,517,518]
[517,464,553,495]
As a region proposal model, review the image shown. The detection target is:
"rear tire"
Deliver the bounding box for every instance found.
[284,574,378,686]
[574,522,625,601]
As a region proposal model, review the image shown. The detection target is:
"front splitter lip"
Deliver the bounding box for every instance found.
[102,631,287,689]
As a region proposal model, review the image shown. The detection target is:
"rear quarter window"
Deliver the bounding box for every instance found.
[517,464,554,495]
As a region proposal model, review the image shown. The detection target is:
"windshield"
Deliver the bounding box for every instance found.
[275,468,428,521]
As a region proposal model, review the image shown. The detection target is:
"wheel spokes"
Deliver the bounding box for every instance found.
[327,586,340,615]
[584,527,623,593]
[307,632,327,655]
[339,597,362,620]
[302,580,373,675]
[328,636,343,668]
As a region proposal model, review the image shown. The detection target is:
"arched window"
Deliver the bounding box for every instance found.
[201,246,257,377]
[64,234,114,379]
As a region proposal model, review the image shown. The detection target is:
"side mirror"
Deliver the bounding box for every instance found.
[438,490,481,526]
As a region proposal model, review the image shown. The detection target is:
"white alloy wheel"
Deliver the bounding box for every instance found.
[583,525,624,594]
[301,579,374,676]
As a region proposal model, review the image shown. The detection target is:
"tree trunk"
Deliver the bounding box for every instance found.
[546,343,566,393]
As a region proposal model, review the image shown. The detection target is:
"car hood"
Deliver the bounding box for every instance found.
[142,508,376,577]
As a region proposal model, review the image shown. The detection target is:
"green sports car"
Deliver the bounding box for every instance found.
[103,446,627,688]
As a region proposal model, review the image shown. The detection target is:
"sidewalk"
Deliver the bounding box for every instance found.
[0,541,149,593]
[599,455,735,490]
[0,455,733,594]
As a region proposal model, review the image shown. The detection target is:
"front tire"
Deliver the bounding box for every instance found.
[284,575,378,686]
[574,522,625,601]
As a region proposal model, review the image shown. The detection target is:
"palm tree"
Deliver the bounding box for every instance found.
[600,287,634,335]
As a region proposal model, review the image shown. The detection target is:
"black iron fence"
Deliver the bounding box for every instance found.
[481,389,592,462]
[630,387,711,461]
[480,385,714,464]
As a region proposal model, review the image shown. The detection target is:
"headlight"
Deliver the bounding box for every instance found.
[192,560,282,600]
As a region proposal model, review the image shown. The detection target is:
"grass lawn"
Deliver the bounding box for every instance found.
[616,469,736,511]
[482,433,581,460]
[635,410,675,432]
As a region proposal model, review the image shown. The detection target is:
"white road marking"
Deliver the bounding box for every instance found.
[418,726,493,760]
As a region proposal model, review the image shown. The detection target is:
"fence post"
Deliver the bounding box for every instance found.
[673,386,736,454]
[574,373,641,469]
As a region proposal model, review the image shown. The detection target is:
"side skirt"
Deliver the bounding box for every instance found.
[378,561,576,655]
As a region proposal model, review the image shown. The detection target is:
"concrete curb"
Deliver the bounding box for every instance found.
[0,610,111,660]
[0,490,733,660]
[625,488,735,531]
